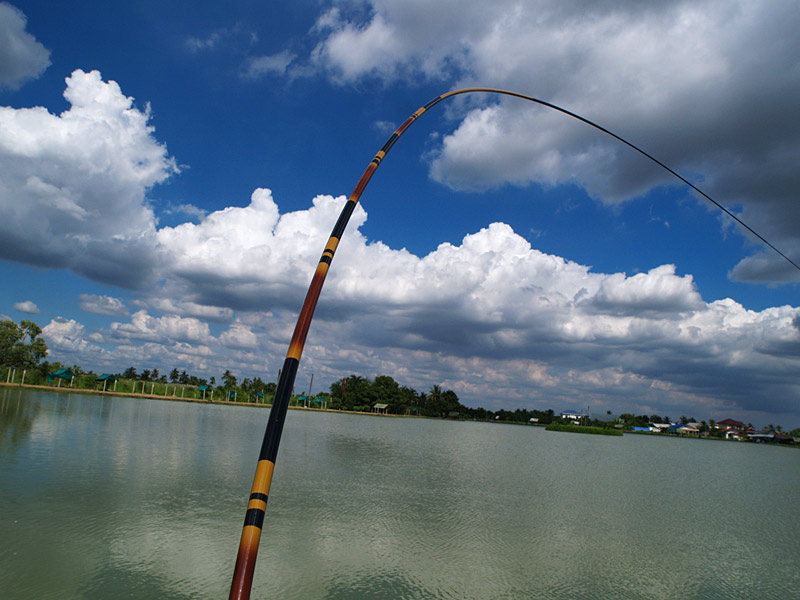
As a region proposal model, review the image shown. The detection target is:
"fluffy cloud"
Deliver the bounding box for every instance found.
[43,317,102,355]
[79,294,128,316]
[142,298,233,323]
[219,322,259,349]
[109,310,212,345]
[0,3,50,89]
[155,189,367,311]
[13,300,40,313]
[0,69,177,287]
[308,0,800,283]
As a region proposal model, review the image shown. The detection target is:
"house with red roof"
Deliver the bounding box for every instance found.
[717,418,746,431]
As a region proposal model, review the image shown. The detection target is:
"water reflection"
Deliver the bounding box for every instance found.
[1,392,799,599]
[0,388,40,454]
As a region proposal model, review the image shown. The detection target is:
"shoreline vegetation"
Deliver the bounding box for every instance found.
[546,423,623,436]
[0,380,419,419]
[2,381,798,449]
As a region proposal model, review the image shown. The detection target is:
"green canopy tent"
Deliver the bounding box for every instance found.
[198,384,212,401]
[96,373,117,392]
[48,368,74,388]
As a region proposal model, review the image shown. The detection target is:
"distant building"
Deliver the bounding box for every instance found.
[717,418,746,431]
[724,428,743,440]
[560,410,584,421]
[674,423,701,436]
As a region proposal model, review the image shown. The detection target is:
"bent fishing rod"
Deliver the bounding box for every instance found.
[229,88,799,599]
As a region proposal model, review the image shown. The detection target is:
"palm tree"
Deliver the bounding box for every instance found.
[428,385,444,416]
[222,369,237,389]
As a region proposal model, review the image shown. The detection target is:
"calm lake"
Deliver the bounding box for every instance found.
[1,388,798,599]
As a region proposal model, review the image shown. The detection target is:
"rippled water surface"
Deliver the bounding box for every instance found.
[1,389,799,599]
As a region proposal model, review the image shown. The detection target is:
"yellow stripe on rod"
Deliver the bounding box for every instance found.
[324,237,340,255]
[250,459,275,499]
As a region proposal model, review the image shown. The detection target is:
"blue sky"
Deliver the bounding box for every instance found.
[1,0,799,427]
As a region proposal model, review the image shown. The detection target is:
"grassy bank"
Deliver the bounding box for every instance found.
[546,423,623,436]
[0,382,411,417]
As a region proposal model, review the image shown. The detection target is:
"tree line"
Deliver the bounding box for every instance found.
[328,375,465,417]
[326,375,552,423]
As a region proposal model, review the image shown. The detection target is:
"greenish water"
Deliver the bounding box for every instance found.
[1,388,798,599]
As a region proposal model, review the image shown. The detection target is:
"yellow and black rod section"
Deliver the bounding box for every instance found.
[228,89,457,600]
[229,88,800,600]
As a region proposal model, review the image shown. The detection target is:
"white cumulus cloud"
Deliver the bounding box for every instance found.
[0,69,177,287]
[13,300,40,313]
[0,3,50,89]
[42,317,100,354]
[219,321,259,349]
[109,310,212,345]
[79,294,129,316]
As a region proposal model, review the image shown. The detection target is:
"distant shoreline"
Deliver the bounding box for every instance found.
[3,383,797,446]
[0,381,413,418]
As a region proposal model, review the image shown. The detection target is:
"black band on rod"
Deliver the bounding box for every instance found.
[259,357,299,463]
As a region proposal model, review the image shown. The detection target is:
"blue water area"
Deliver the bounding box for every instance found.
[1,389,799,599]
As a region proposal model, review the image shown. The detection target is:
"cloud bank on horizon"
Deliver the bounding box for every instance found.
[1,0,799,426]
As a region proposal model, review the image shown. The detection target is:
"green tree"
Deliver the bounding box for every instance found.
[426,385,462,417]
[123,366,137,379]
[330,375,370,411]
[222,369,237,389]
[0,320,48,368]
[427,384,444,415]
[441,389,462,415]
[373,375,403,406]
[169,368,179,383]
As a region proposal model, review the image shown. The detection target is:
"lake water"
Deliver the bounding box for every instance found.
[1,388,798,599]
